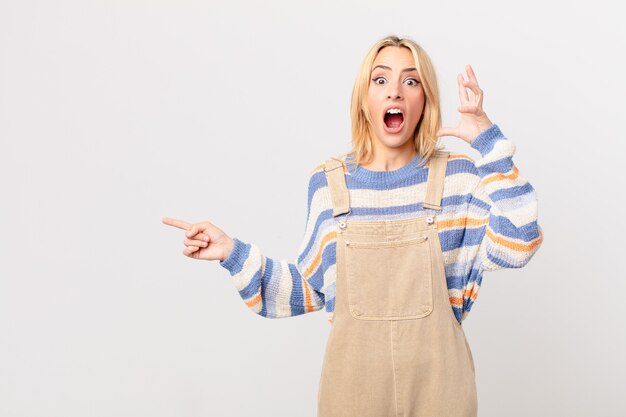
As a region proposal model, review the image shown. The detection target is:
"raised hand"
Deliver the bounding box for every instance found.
[436,64,493,144]
[162,217,235,261]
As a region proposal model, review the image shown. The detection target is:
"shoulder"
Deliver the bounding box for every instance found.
[307,161,328,191]
[304,158,335,205]
[441,151,480,177]
[307,152,352,188]
[311,152,352,172]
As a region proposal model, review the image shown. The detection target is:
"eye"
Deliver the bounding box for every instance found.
[404,78,420,86]
[372,76,387,85]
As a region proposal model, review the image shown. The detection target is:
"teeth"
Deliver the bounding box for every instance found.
[386,108,403,115]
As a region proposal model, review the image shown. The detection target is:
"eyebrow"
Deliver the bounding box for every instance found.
[371,65,418,73]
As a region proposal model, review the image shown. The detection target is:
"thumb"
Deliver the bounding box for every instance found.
[436,127,458,138]
[458,105,479,114]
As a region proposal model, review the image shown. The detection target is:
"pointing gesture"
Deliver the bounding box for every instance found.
[162,217,235,261]
[436,64,493,144]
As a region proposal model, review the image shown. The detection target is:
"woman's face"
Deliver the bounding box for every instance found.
[366,46,425,154]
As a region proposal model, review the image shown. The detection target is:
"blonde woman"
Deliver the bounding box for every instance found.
[163,35,543,416]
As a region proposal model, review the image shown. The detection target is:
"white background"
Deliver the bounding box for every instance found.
[1,1,625,416]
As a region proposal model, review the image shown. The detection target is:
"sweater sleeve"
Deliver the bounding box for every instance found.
[218,170,326,318]
[467,124,544,273]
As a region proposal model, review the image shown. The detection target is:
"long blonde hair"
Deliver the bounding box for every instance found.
[345,35,443,171]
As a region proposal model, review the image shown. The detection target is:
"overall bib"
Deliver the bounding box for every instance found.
[317,151,477,417]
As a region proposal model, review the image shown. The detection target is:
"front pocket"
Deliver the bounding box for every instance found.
[345,235,433,320]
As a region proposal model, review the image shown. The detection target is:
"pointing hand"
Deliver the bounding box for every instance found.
[162,217,235,261]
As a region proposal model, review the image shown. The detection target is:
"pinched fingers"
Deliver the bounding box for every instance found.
[461,65,484,105]
[186,229,210,243]
[183,245,200,257]
[182,235,211,258]
[457,74,470,104]
[184,237,208,248]
[463,79,482,96]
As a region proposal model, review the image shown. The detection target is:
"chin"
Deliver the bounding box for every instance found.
[381,139,412,150]
[377,131,412,149]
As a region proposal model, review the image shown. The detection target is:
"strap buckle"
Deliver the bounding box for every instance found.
[337,208,351,229]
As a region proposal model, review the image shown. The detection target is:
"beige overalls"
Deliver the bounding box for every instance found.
[317,151,477,417]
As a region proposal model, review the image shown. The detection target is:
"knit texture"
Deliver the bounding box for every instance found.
[219,124,544,323]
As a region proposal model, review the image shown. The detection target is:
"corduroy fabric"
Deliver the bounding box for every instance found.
[317,152,477,417]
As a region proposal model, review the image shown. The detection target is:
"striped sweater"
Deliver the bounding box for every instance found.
[219,124,544,324]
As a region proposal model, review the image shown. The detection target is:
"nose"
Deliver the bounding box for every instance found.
[387,80,402,100]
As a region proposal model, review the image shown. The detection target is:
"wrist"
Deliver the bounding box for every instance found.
[219,238,250,273]
[222,237,235,262]
[469,116,493,145]
[470,123,505,156]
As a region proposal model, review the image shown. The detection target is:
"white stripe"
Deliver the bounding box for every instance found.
[490,196,538,227]
[232,244,262,294]
[322,266,337,299]
[475,139,516,167]
[277,259,294,308]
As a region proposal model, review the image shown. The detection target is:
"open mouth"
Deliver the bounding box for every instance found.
[384,108,404,132]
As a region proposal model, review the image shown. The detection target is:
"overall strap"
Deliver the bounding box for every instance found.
[323,158,351,217]
[422,150,450,211]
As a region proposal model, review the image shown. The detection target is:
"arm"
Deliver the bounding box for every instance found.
[436,64,543,272]
[468,124,544,272]
[218,171,326,319]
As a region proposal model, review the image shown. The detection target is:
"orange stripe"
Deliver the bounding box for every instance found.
[451,288,480,308]
[437,217,489,229]
[244,275,318,313]
[450,284,482,308]
[303,231,338,277]
[471,285,479,301]
[448,154,473,162]
[439,216,543,253]
[245,291,261,308]
[463,283,479,301]
[483,165,519,186]
[486,227,544,252]
[303,278,315,312]
[449,296,463,307]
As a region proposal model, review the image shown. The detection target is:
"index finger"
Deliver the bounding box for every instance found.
[466,64,479,84]
[162,217,191,230]
[457,74,469,104]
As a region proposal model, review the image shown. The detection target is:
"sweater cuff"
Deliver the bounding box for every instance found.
[219,237,249,274]
[470,124,505,157]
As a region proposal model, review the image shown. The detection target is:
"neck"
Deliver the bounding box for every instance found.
[361,142,417,172]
